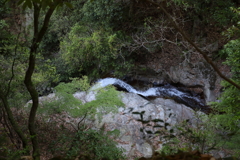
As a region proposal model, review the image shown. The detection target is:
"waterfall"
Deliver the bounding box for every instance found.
[90,78,206,111]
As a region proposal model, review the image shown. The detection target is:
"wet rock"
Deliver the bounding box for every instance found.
[167,61,217,102]
[129,60,221,103]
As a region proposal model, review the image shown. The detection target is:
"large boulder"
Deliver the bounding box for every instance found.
[25,81,205,159]
[73,90,203,159]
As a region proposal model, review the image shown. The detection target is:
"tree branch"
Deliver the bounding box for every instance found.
[36,6,56,44]
[145,0,240,90]
[33,2,40,43]
[6,26,22,96]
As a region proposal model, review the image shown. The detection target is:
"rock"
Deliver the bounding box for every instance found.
[72,90,202,159]
[34,88,205,159]
[129,60,222,103]
[167,61,218,102]
[151,98,204,124]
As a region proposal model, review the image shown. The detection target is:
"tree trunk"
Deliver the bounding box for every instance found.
[24,51,40,160]
[24,3,58,159]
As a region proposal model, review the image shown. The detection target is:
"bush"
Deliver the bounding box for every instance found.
[159,113,220,156]
[36,76,123,119]
[34,76,125,159]
[82,0,128,28]
[52,128,126,160]
[171,0,237,26]
[60,24,133,79]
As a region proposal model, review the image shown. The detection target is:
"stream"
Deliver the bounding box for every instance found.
[91,78,210,113]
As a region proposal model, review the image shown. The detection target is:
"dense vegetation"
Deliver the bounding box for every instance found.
[0,0,240,159]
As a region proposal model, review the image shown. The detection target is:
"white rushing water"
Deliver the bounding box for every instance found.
[91,78,158,96]
[90,77,205,109]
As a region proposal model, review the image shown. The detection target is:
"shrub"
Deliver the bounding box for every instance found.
[60,24,133,79]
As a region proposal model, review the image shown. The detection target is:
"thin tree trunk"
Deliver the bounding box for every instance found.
[24,3,58,159]
[24,51,40,160]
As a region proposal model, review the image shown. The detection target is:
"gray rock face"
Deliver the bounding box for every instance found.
[151,98,203,125]
[168,61,217,102]
[73,91,202,159]
[130,59,225,103]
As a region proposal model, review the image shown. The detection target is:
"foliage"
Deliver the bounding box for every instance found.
[0,0,10,19]
[222,7,240,39]
[37,76,123,119]
[36,0,136,82]
[0,132,10,160]
[0,26,31,108]
[214,37,240,123]
[0,39,58,103]
[34,54,59,95]
[38,0,85,57]
[220,39,240,79]
[51,128,126,160]
[171,0,238,26]
[2,0,240,159]
[1,0,129,159]
[159,113,220,156]
[17,0,72,11]
[210,80,240,157]
[51,127,126,160]
[213,83,240,123]
[0,20,10,43]
[83,85,124,120]
[0,1,74,159]
[82,0,128,28]
[0,56,29,106]
[60,24,133,79]
[34,77,125,159]
[209,21,240,157]
[158,108,240,157]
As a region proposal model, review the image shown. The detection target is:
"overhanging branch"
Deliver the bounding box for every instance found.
[145,0,240,90]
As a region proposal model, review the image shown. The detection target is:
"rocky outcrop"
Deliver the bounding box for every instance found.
[167,61,217,102]
[73,90,203,159]
[129,59,228,103]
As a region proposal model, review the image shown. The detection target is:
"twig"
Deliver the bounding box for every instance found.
[78,112,88,130]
